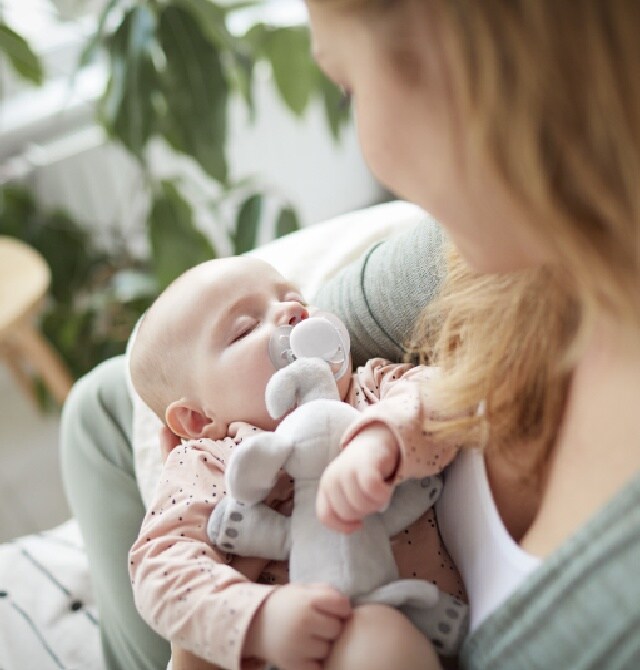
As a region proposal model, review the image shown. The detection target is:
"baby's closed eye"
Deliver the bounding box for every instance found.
[230,318,259,344]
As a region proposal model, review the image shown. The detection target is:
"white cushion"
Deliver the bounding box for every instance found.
[0,521,102,669]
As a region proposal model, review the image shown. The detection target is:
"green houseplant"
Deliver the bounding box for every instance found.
[83,0,349,287]
[0,0,349,400]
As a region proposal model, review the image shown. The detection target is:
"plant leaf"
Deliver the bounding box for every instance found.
[233,193,262,254]
[275,205,300,239]
[0,21,43,85]
[77,0,121,69]
[0,186,37,238]
[30,210,99,304]
[148,180,216,289]
[158,4,228,184]
[218,0,260,14]
[261,26,314,117]
[175,0,236,52]
[229,50,255,115]
[98,5,159,158]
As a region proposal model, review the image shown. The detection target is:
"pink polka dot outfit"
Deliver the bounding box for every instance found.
[128,359,464,670]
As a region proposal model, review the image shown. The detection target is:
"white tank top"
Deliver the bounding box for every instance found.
[437,448,542,632]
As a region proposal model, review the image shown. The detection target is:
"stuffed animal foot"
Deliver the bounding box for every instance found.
[207,497,291,560]
[207,496,248,554]
[401,590,469,657]
[354,579,468,657]
[355,578,440,609]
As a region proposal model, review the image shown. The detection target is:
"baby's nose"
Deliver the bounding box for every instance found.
[275,301,309,326]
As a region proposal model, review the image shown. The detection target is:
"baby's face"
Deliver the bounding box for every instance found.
[184,257,308,433]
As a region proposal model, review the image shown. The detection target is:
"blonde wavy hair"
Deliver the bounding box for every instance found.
[311,0,640,482]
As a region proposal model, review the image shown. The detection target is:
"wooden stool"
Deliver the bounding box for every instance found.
[0,236,74,406]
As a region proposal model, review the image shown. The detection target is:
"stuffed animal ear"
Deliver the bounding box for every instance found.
[266,358,339,419]
[226,432,293,503]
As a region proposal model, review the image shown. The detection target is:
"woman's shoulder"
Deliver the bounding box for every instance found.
[314,215,447,365]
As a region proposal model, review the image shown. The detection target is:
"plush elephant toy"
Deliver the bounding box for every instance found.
[208,358,468,655]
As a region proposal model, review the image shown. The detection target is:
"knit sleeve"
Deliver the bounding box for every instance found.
[312,215,446,367]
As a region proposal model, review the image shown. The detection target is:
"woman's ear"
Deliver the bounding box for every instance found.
[165,399,225,440]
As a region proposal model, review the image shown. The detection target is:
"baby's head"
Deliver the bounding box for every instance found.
[130,256,311,439]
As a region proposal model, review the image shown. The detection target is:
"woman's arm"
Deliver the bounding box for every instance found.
[60,356,172,670]
[313,216,446,366]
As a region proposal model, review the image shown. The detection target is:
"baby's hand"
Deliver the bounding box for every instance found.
[244,583,351,670]
[228,421,261,442]
[316,424,399,534]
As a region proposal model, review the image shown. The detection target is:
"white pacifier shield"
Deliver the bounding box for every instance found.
[268,312,350,379]
[289,317,341,361]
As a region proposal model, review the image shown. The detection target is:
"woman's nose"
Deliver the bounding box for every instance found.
[274,301,309,326]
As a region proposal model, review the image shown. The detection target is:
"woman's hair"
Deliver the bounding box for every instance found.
[313,0,640,482]
[409,246,578,484]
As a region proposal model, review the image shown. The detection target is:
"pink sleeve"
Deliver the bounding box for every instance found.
[129,439,275,670]
[341,361,460,480]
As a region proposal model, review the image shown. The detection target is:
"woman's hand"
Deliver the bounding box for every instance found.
[316,424,399,534]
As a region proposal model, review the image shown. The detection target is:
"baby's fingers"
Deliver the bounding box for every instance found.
[357,466,393,508]
[228,421,256,438]
[308,593,351,662]
[316,483,363,534]
[317,494,362,533]
[310,587,352,619]
[304,636,334,660]
[342,468,388,516]
[312,613,345,643]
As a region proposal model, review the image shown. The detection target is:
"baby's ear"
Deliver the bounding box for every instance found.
[166,400,225,440]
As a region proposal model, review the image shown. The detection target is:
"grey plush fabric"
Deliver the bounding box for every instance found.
[209,358,467,657]
[313,216,446,367]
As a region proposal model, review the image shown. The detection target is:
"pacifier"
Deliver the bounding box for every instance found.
[268,311,351,380]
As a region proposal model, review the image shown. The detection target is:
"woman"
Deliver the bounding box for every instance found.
[61,1,640,668]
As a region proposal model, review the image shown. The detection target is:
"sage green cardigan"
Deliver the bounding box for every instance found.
[315,217,640,670]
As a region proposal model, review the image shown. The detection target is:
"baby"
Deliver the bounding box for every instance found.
[128,256,465,670]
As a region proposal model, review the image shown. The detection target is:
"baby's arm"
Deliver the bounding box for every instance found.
[171,584,352,670]
[318,363,459,533]
[129,438,277,670]
[317,423,399,533]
